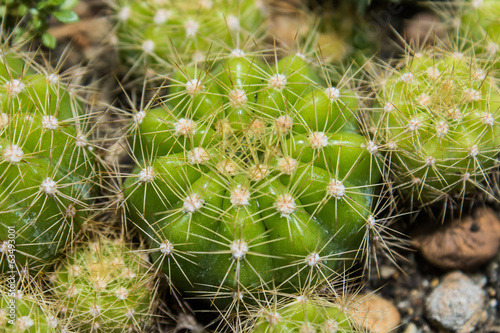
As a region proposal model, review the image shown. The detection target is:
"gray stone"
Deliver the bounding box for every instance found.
[425,271,486,333]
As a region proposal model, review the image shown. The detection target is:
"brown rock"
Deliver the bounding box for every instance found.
[350,293,401,333]
[413,207,500,270]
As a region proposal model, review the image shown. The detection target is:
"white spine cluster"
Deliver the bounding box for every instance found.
[277,157,298,175]
[327,179,345,199]
[160,240,174,255]
[142,40,155,53]
[185,79,204,96]
[5,79,25,96]
[230,186,251,206]
[139,167,155,183]
[185,20,200,37]
[308,132,329,149]
[230,240,249,260]
[275,193,297,216]
[305,252,321,267]
[183,194,204,213]
[325,87,340,101]
[42,115,59,130]
[3,144,24,163]
[268,74,287,90]
[228,89,247,107]
[188,147,209,164]
[40,178,58,196]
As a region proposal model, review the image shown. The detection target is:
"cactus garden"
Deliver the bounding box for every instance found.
[1,0,500,332]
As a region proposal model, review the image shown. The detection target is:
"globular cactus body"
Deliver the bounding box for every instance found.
[0,46,96,273]
[51,238,156,332]
[114,0,267,71]
[123,51,382,304]
[249,293,356,333]
[369,47,500,204]
[0,277,59,332]
[459,0,500,59]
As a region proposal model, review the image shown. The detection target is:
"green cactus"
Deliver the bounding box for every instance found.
[113,0,268,73]
[0,43,96,274]
[245,290,360,333]
[367,46,500,206]
[0,275,63,332]
[122,50,383,308]
[50,238,156,332]
[458,0,500,60]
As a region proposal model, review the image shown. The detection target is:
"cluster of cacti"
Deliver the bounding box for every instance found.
[114,0,267,72]
[48,238,156,332]
[122,49,384,307]
[2,0,500,332]
[0,0,80,48]
[0,45,97,273]
[367,47,500,206]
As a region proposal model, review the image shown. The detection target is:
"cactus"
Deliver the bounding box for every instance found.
[243,289,360,333]
[0,275,63,332]
[121,49,383,308]
[366,46,500,208]
[50,237,156,332]
[457,0,500,60]
[113,0,268,73]
[0,42,96,274]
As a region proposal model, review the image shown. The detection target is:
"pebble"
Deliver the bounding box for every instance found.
[413,208,500,270]
[350,293,401,333]
[404,323,418,333]
[379,265,398,280]
[426,271,486,333]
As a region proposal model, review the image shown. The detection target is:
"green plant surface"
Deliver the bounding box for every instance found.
[250,295,356,333]
[459,0,500,60]
[121,51,383,308]
[113,0,267,73]
[0,44,96,274]
[0,276,61,332]
[367,46,500,205]
[50,238,156,332]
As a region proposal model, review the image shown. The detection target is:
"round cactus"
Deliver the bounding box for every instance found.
[0,44,96,273]
[50,238,156,332]
[122,50,383,306]
[247,292,358,333]
[0,276,61,332]
[458,0,500,59]
[113,0,268,72]
[367,46,500,205]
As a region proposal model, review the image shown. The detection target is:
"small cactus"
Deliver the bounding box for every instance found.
[246,290,359,333]
[367,46,500,206]
[458,0,500,60]
[0,42,97,274]
[0,275,62,332]
[122,50,383,307]
[50,237,156,332]
[113,0,268,73]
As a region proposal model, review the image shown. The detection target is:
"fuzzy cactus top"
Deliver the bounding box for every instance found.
[50,238,156,332]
